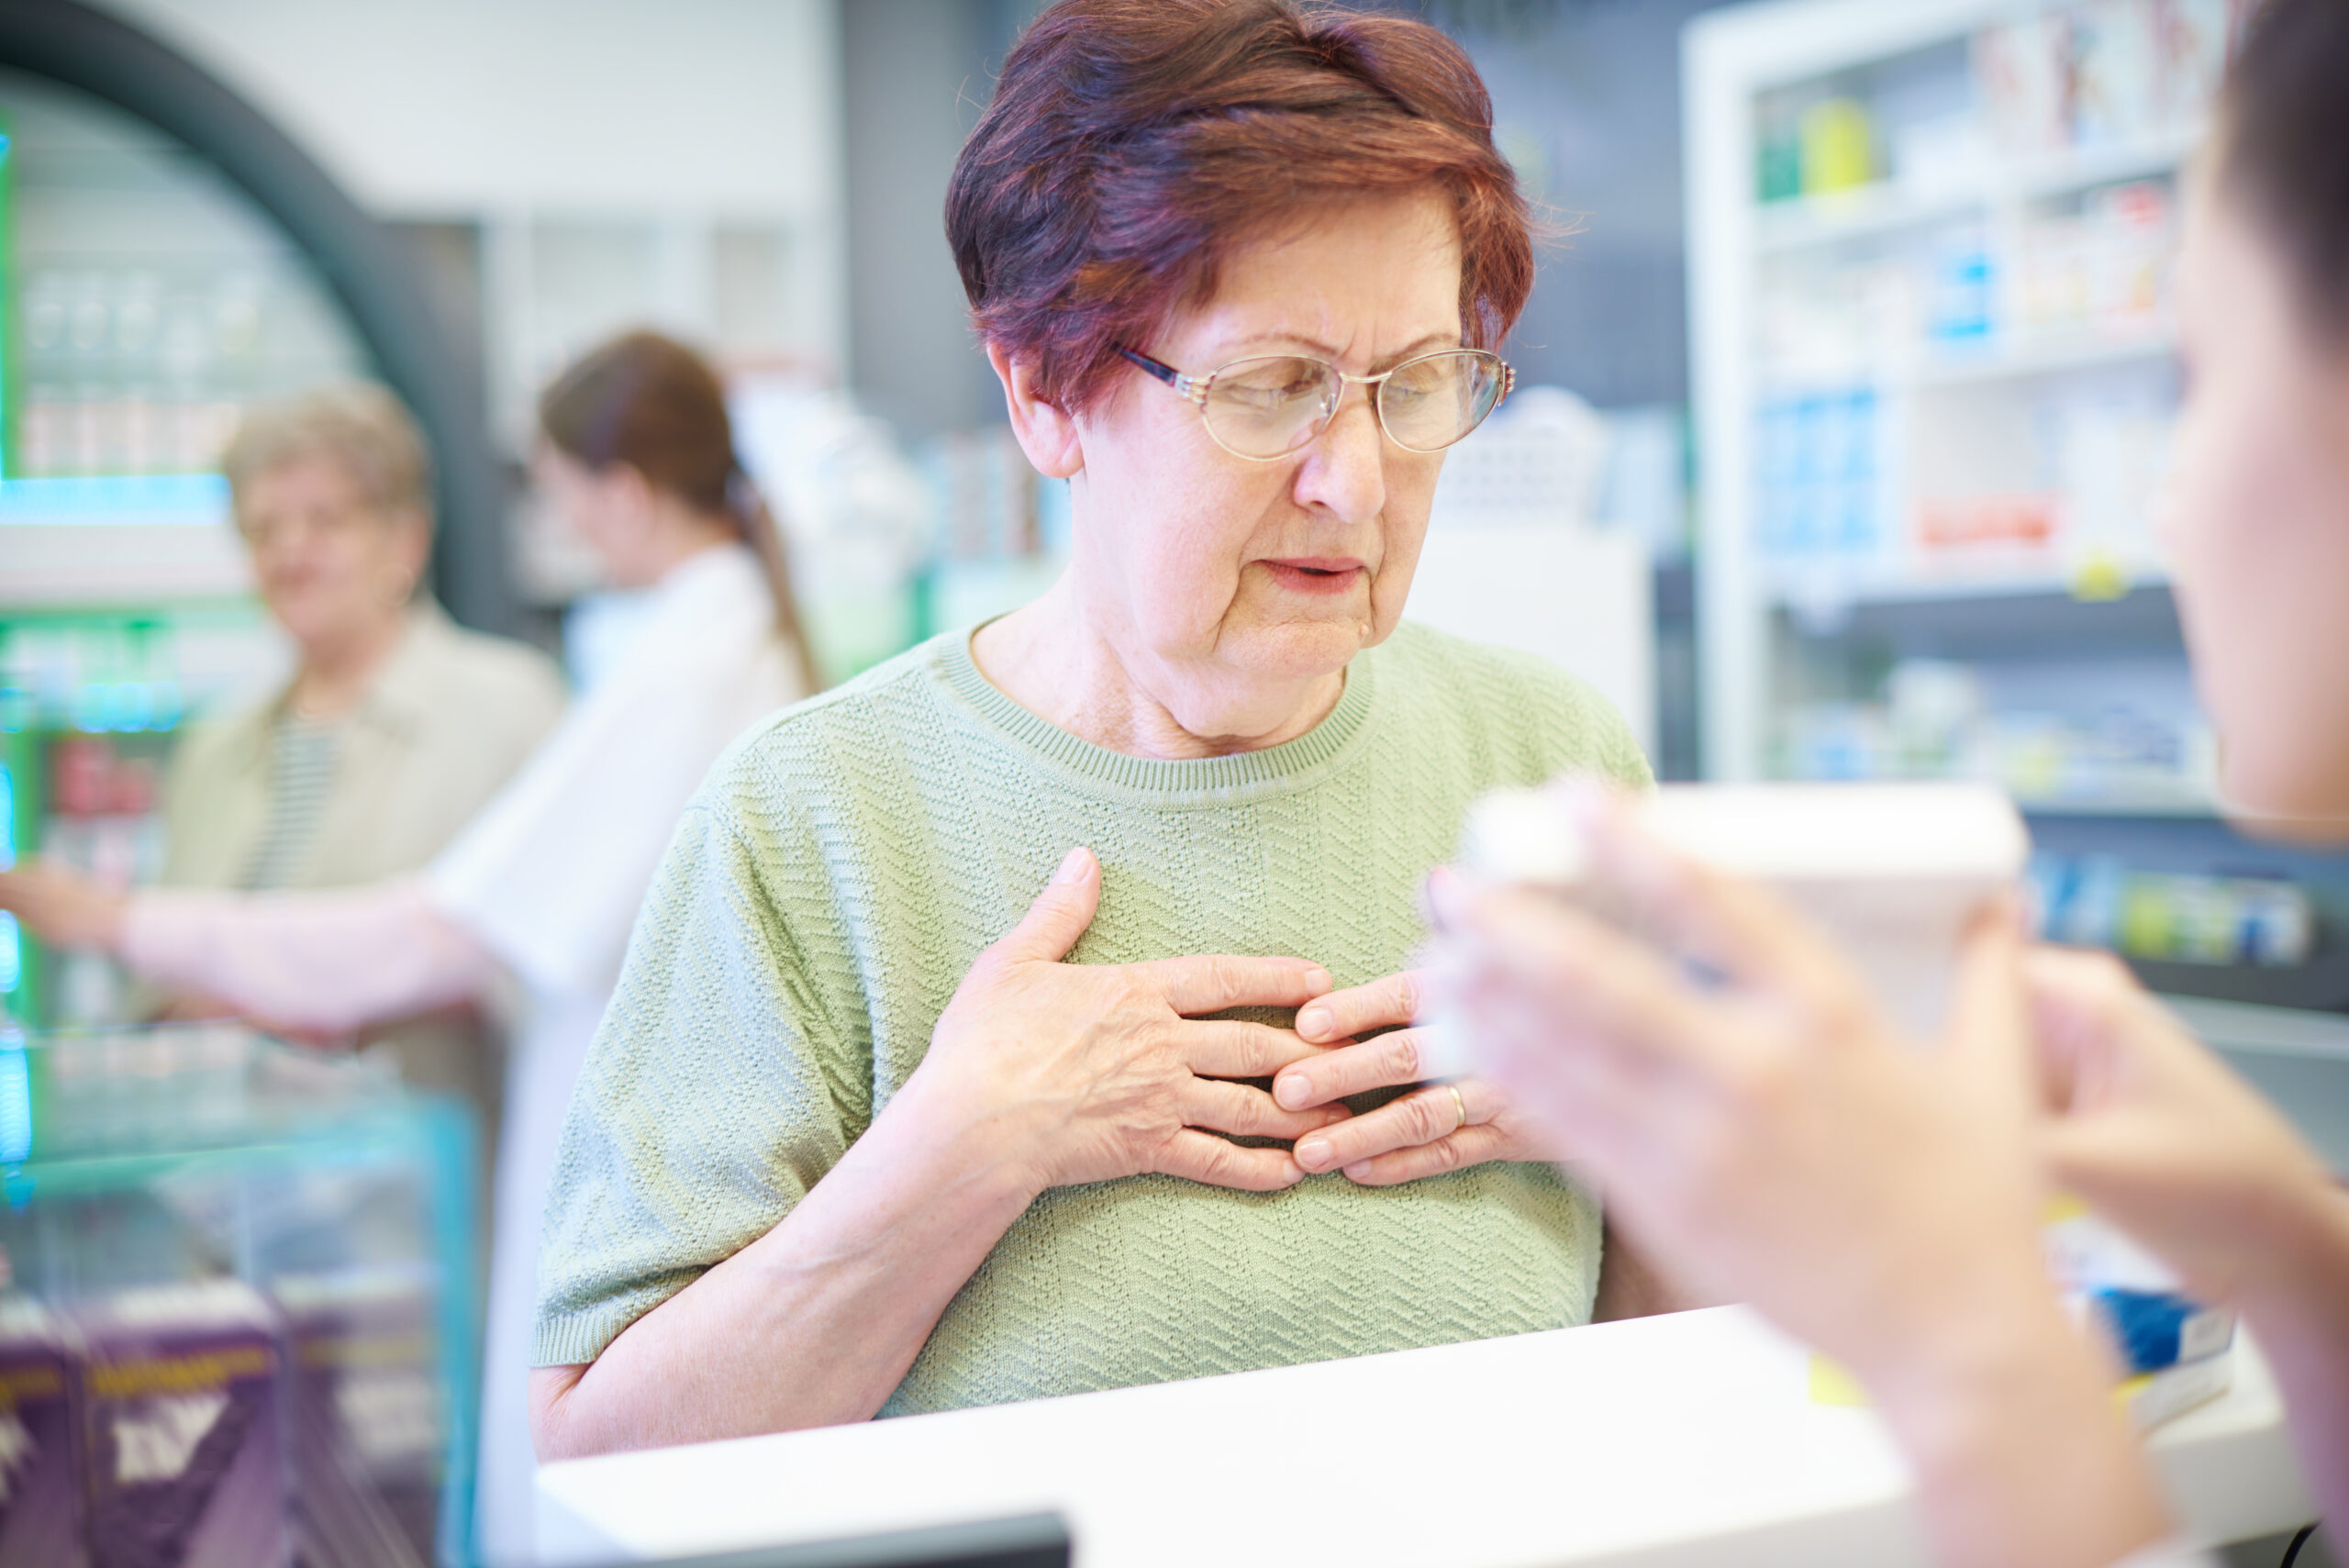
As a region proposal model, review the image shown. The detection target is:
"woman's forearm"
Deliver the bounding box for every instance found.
[1874,1301,2171,1568]
[2243,1183,2349,1528]
[121,879,496,1033]
[531,1072,1041,1459]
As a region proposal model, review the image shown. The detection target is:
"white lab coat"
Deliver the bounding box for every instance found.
[428,543,804,1567]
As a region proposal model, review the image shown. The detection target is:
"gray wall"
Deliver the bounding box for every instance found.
[1459,0,1728,407]
[839,0,1730,429]
[841,0,1008,437]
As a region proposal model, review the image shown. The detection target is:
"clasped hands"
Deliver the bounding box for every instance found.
[909,845,1542,1197]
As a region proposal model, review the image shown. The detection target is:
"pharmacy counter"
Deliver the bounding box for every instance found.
[538,1306,2312,1568]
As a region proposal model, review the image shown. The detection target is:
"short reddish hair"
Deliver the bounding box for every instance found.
[946,0,1533,414]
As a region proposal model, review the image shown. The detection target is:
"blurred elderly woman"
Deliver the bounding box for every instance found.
[530,0,1655,1458]
[161,384,564,1107]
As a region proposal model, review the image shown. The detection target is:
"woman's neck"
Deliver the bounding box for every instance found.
[970,575,1344,761]
[289,606,411,720]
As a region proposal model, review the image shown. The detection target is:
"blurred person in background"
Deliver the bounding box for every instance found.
[0,329,817,1565]
[156,383,565,1134]
[1431,0,2349,1562]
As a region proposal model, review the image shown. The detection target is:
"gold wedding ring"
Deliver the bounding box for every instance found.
[1448,1083,1468,1132]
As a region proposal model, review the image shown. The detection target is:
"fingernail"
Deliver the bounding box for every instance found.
[1296,1137,1331,1171]
[1275,1073,1312,1108]
[1052,847,1091,885]
[1343,1162,1374,1181]
[1297,1004,1332,1040]
[1303,966,1334,995]
[1423,866,1465,929]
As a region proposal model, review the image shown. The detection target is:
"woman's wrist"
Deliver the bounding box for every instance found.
[2237,1174,2349,1336]
[1868,1291,2170,1568]
[1834,1232,2072,1421]
[1857,1261,2077,1435]
[884,1062,1056,1209]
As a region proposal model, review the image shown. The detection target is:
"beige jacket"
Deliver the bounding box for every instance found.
[162,600,566,891]
[158,600,567,1108]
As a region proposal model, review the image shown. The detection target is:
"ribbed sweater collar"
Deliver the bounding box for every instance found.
[933,627,1380,803]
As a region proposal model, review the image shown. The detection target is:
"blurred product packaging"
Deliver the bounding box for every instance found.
[0,1024,473,1568]
[0,1298,81,1566]
[72,1281,291,1568]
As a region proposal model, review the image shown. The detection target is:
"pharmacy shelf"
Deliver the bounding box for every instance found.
[1688,0,2210,785]
[0,474,230,524]
[1753,182,1977,254]
[1758,331,2175,401]
[1775,583,2186,664]
[2167,995,2349,1062]
[1905,331,2176,388]
[1769,570,2174,619]
[2015,795,2218,820]
[1753,128,2202,255]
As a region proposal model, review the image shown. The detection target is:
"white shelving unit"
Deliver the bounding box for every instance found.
[1682,0,2226,791]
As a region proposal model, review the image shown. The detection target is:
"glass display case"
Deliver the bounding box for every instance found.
[0,1020,478,1567]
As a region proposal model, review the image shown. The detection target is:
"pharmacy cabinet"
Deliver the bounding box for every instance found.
[1683,0,2349,1010]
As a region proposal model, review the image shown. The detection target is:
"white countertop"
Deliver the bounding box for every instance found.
[538,1305,2314,1567]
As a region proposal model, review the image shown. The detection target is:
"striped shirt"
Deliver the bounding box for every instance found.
[239,715,341,891]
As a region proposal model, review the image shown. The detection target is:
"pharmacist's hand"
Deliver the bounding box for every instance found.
[1271,968,1547,1184]
[0,861,128,951]
[912,847,1346,1197]
[1424,795,2056,1396]
[2026,947,2343,1308]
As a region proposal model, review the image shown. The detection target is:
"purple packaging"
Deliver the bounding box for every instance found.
[0,1297,85,1567]
[72,1281,291,1568]
[273,1269,442,1568]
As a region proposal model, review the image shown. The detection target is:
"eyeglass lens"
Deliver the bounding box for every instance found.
[1201,351,1504,459]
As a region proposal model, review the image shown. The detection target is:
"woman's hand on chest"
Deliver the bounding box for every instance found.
[907,846,1353,1195]
[1269,966,1550,1184]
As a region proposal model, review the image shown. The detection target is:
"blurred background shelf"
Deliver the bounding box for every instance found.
[1754,126,2200,253]
[1687,0,2349,1027]
[0,1022,480,1568]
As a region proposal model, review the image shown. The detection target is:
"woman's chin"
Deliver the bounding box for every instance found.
[273,601,368,657]
[1214,615,1379,684]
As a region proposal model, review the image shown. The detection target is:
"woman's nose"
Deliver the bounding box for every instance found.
[1292,393,1387,523]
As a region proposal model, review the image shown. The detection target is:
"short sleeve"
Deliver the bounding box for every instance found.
[529,790,857,1367]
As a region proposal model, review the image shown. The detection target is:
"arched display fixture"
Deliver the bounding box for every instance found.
[0,0,517,634]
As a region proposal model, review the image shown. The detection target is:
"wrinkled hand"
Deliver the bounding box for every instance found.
[915,846,1347,1196]
[2027,946,2344,1309]
[1424,794,2055,1402]
[1270,967,1545,1184]
[0,861,128,951]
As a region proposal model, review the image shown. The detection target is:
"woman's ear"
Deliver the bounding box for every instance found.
[988,341,1083,479]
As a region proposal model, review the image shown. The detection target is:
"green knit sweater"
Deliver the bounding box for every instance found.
[534,621,1653,1414]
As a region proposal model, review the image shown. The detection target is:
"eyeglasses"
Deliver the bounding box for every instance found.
[1118,345,1513,462]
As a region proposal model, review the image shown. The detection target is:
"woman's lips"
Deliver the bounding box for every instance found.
[1260,558,1366,595]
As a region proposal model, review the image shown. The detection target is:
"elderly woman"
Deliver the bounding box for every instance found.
[161,384,565,1105]
[529,0,1654,1457]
